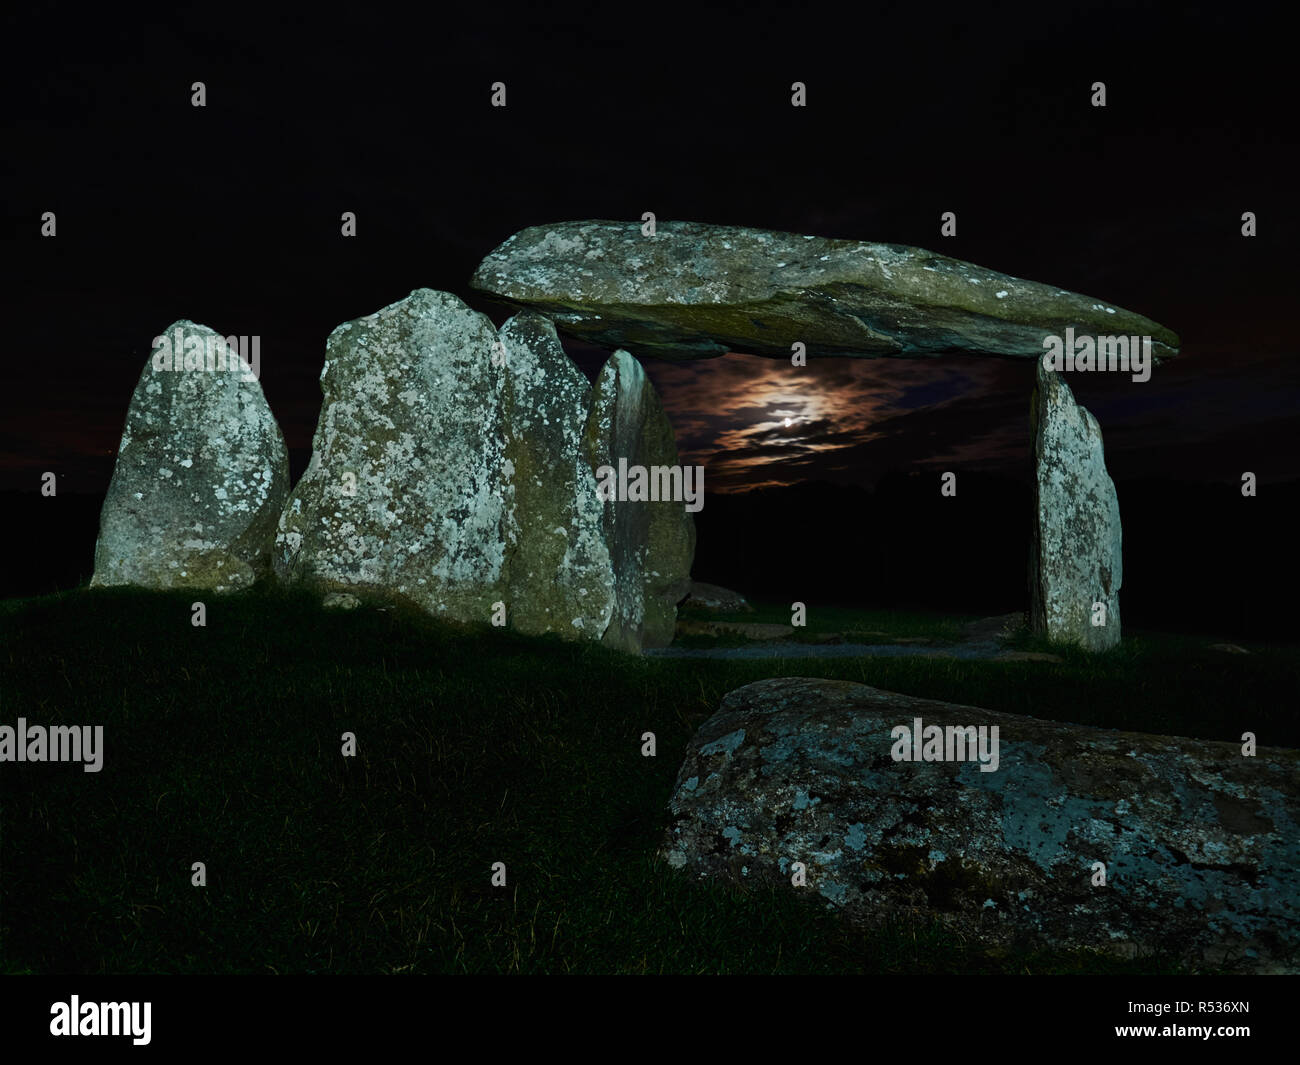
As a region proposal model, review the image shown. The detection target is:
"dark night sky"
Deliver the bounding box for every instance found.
[2,2,1295,498]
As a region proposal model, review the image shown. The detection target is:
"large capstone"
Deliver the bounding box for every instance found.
[583,350,696,651]
[1029,360,1123,650]
[664,677,1300,973]
[471,220,1180,362]
[276,291,691,649]
[92,320,288,592]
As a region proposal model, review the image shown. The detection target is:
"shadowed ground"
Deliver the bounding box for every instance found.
[1,587,1295,974]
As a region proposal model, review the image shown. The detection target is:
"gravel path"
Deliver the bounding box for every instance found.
[644,613,1027,661]
[645,638,1006,660]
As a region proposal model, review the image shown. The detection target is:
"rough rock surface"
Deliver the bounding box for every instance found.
[92,320,288,592]
[276,291,688,649]
[498,312,615,637]
[582,350,695,651]
[275,289,508,621]
[471,220,1180,362]
[1029,361,1123,650]
[675,620,794,640]
[663,677,1300,972]
[682,581,754,614]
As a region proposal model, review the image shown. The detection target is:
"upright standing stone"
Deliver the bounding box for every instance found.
[276,290,693,650]
[92,320,288,592]
[582,350,696,651]
[1029,360,1122,650]
[498,312,615,637]
[275,290,509,619]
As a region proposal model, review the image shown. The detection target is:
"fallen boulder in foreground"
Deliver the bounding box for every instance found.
[663,677,1299,972]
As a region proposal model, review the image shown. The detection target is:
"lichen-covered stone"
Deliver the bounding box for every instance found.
[664,677,1300,972]
[92,320,288,592]
[498,312,614,637]
[275,289,508,620]
[471,220,1180,362]
[276,292,686,650]
[674,620,793,640]
[1029,361,1122,650]
[582,351,695,651]
[682,581,754,614]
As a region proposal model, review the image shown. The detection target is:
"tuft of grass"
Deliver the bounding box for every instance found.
[0,585,1293,974]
